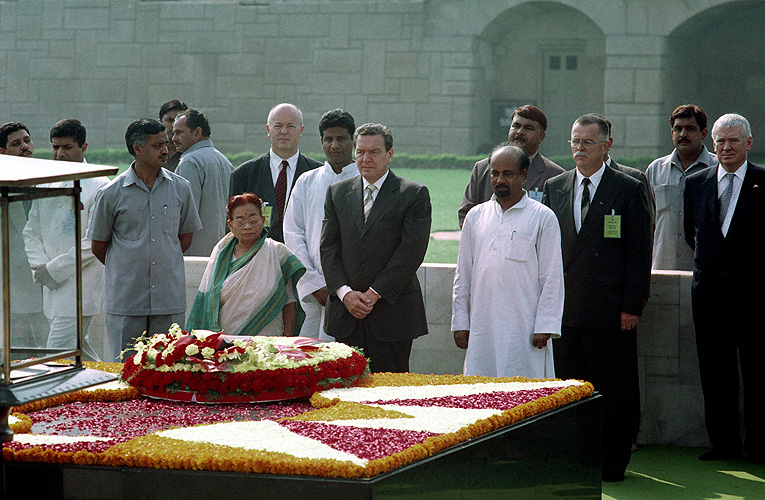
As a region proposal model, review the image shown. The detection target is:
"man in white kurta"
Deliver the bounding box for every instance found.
[284,109,358,339]
[23,120,108,360]
[452,145,564,378]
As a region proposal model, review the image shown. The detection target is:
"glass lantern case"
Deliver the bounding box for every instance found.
[0,156,119,443]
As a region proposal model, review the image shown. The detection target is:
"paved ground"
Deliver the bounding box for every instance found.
[431,231,461,241]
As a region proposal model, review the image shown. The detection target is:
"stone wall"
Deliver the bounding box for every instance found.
[1,0,760,159]
[88,262,708,447]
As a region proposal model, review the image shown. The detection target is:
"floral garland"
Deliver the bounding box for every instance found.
[121,325,369,403]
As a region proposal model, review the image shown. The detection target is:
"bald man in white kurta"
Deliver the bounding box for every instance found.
[451,193,564,378]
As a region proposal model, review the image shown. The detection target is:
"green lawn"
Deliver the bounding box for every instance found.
[396,167,467,264]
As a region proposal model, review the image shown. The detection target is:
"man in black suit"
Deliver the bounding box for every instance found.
[684,113,765,465]
[320,123,431,373]
[542,113,652,482]
[459,104,564,227]
[229,103,321,242]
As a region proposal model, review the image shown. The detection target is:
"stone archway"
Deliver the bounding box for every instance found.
[474,1,606,156]
[663,1,765,154]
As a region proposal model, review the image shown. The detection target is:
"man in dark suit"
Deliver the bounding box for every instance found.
[320,123,431,373]
[542,113,652,482]
[684,113,765,465]
[459,104,564,227]
[229,103,321,242]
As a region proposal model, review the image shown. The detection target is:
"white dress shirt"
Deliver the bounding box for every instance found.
[718,162,746,236]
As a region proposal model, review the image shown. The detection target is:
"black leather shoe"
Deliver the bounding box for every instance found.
[698,449,742,461]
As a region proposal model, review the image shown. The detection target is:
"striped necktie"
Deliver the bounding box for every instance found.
[718,172,735,226]
[274,160,288,222]
[364,184,377,222]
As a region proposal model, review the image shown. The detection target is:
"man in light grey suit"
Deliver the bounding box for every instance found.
[321,123,431,373]
[458,104,564,227]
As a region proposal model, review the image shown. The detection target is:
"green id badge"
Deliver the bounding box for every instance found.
[262,205,272,227]
[604,212,621,238]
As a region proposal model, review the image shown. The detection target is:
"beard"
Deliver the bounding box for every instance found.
[494,184,511,199]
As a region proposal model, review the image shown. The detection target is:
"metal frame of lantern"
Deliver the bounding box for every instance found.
[0,159,120,494]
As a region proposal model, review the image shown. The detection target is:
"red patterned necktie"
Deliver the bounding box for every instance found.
[275,160,288,221]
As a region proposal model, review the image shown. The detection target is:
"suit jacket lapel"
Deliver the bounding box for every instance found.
[361,171,398,238]
[727,161,759,237]
[260,152,276,201]
[697,167,720,233]
[524,154,544,189]
[344,176,365,235]
[572,167,616,257]
[552,171,578,264]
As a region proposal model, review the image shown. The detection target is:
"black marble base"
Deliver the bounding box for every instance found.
[4,395,602,500]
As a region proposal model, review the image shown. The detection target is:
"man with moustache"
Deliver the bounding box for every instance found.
[452,144,564,378]
[684,113,765,464]
[230,103,321,242]
[458,105,564,227]
[0,122,47,348]
[647,105,718,270]
[172,108,233,257]
[542,114,652,482]
[159,99,188,172]
[88,119,201,361]
[283,109,358,339]
[23,119,109,360]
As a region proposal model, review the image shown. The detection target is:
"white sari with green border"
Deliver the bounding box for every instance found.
[187,232,305,336]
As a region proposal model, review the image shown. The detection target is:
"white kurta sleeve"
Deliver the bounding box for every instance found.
[283,178,325,302]
[533,209,564,337]
[22,202,48,270]
[451,209,474,332]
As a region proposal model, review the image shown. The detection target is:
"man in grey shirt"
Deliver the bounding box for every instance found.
[645,104,718,270]
[173,108,233,257]
[88,119,202,361]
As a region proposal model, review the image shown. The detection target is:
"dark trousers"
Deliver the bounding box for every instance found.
[343,320,413,373]
[555,326,640,476]
[695,313,764,458]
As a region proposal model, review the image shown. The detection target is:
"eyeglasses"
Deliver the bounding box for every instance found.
[230,216,263,228]
[568,139,607,149]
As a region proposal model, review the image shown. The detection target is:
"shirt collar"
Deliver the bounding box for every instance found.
[123,162,171,189]
[670,145,717,171]
[324,161,358,177]
[575,162,606,189]
[182,139,213,156]
[717,161,747,183]
[490,191,529,214]
[363,169,389,191]
[270,149,299,170]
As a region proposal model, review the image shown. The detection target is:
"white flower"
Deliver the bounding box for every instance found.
[201,347,215,359]
[185,344,200,356]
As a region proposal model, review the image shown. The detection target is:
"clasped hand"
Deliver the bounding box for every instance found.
[342,289,380,319]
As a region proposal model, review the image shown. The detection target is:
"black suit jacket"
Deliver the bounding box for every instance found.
[229,152,321,242]
[684,161,765,323]
[607,159,656,225]
[320,170,431,341]
[458,153,564,227]
[542,166,652,329]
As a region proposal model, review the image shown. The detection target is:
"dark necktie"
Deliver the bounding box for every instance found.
[581,177,591,223]
[718,172,734,226]
[274,160,288,222]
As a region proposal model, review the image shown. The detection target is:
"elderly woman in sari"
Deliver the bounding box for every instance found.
[186,193,305,336]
